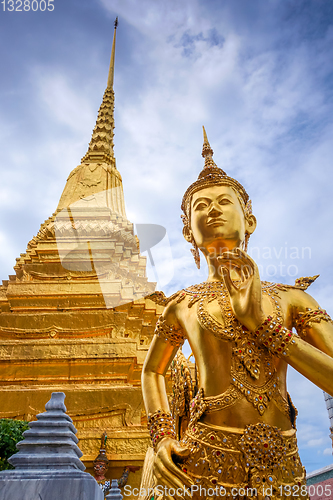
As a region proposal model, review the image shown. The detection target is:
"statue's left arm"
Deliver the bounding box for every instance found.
[274,289,333,396]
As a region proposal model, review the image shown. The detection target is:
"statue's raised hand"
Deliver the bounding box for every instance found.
[153,437,193,499]
[217,248,265,332]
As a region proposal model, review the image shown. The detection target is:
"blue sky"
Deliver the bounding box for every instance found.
[1,0,333,474]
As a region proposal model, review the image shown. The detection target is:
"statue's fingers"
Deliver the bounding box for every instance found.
[238,247,255,263]
[237,248,261,276]
[166,494,177,500]
[159,450,193,488]
[232,258,254,283]
[220,267,238,296]
[172,442,191,459]
[218,251,252,275]
[217,251,239,265]
[241,263,253,281]
[164,461,193,489]
[168,462,193,489]
[223,251,254,271]
[165,490,185,500]
[155,458,188,490]
[173,490,187,500]
[153,465,162,481]
[154,468,177,495]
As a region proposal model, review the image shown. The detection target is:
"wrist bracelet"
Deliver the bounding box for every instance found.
[254,316,296,356]
[147,410,176,450]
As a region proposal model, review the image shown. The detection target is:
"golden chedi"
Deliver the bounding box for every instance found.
[0,19,164,490]
[142,128,333,500]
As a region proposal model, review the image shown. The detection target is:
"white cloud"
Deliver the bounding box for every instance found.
[33,68,97,134]
[99,0,204,38]
[307,438,326,448]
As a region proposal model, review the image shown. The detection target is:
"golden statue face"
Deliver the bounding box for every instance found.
[188,185,256,255]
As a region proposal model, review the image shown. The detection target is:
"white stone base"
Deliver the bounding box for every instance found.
[0,470,103,500]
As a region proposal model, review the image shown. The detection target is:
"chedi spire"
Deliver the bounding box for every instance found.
[81,17,118,165]
[57,18,126,217]
[107,17,118,90]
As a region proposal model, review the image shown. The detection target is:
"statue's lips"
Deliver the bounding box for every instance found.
[206,218,227,227]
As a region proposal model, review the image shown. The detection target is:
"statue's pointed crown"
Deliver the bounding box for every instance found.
[181,127,249,215]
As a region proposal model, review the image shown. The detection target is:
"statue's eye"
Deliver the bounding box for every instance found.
[219,198,231,205]
[194,202,208,210]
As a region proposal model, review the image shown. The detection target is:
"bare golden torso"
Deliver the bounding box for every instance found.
[173,283,293,431]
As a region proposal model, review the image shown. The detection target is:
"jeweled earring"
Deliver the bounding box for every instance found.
[244,232,250,252]
[191,239,200,269]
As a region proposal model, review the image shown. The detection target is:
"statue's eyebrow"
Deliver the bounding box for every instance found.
[192,196,211,208]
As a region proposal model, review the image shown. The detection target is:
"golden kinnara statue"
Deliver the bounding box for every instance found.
[141,128,333,500]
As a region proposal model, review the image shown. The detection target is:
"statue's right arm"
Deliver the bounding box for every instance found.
[142,309,194,492]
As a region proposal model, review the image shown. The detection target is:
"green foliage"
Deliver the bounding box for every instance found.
[0,419,29,470]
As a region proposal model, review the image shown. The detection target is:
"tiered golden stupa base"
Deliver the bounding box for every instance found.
[0,272,163,488]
